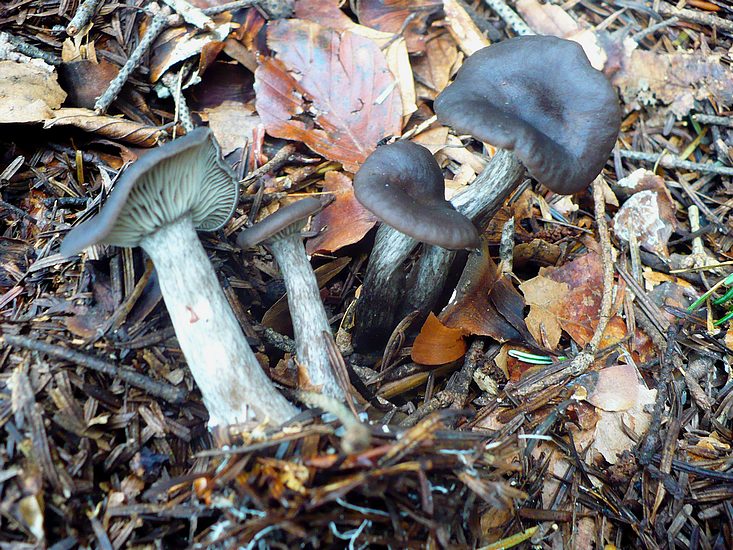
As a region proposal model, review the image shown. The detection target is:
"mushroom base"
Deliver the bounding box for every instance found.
[400,149,525,321]
[141,217,297,427]
[268,235,344,399]
[352,224,420,352]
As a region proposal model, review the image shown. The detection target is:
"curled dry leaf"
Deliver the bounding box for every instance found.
[255,19,403,172]
[411,33,461,100]
[442,0,489,55]
[440,245,529,343]
[411,312,467,365]
[0,61,66,123]
[57,60,119,109]
[306,171,379,254]
[43,108,165,147]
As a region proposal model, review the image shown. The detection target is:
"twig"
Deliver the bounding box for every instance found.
[618,149,733,177]
[295,390,371,454]
[657,1,733,33]
[506,177,615,398]
[400,340,484,427]
[94,5,172,114]
[692,113,733,128]
[161,69,194,132]
[639,325,679,465]
[1,334,187,403]
[241,143,297,186]
[631,16,679,42]
[0,32,60,65]
[482,0,534,36]
[66,0,105,36]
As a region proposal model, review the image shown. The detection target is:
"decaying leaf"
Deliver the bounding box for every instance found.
[292,0,418,118]
[411,312,467,365]
[590,382,656,464]
[57,60,119,109]
[43,108,165,146]
[573,363,642,412]
[357,0,443,53]
[440,246,528,343]
[412,32,461,99]
[306,171,378,254]
[255,19,403,172]
[0,61,66,123]
[150,17,231,82]
[614,47,733,118]
[521,250,625,349]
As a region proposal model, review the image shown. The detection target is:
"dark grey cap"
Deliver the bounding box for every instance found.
[60,127,239,257]
[353,141,480,250]
[434,35,621,194]
[237,197,322,249]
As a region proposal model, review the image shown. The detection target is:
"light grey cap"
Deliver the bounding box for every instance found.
[60,127,239,257]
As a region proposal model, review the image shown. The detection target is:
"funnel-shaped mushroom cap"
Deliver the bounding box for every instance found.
[60,127,239,257]
[353,141,480,250]
[237,197,322,249]
[434,35,621,195]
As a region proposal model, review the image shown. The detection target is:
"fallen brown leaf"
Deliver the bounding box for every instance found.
[43,108,165,147]
[357,0,442,53]
[255,19,403,172]
[411,312,467,365]
[306,171,378,254]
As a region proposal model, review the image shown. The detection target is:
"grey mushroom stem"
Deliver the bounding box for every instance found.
[140,216,297,426]
[353,149,525,351]
[399,149,525,320]
[267,233,345,399]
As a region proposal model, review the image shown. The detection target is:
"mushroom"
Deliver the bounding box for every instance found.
[237,197,345,399]
[351,141,480,350]
[60,127,297,427]
[400,34,621,321]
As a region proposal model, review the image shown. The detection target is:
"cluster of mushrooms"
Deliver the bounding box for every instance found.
[61,35,620,428]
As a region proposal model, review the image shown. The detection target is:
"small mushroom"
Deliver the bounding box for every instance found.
[60,127,297,427]
[352,141,480,350]
[237,197,345,399]
[401,35,621,323]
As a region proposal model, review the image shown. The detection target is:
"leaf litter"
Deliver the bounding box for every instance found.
[1,0,733,548]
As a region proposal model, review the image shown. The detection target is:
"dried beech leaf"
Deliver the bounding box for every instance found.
[57,60,119,109]
[357,0,442,53]
[44,108,165,146]
[306,171,379,254]
[0,61,66,123]
[411,33,460,99]
[293,0,417,117]
[613,189,677,258]
[255,19,403,172]
[411,313,467,366]
[574,363,641,412]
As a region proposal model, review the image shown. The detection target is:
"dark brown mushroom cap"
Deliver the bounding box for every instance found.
[353,141,480,250]
[60,127,239,257]
[237,197,322,248]
[434,35,621,194]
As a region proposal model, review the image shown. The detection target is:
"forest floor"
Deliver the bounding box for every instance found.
[1,0,733,548]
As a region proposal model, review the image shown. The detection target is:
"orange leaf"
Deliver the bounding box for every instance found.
[306,171,378,254]
[411,313,467,365]
[254,19,403,172]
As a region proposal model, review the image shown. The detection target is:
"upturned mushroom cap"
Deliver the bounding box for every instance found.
[237,197,322,249]
[434,35,621,195]
[60,127,239,256]
[353,141,480,250]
